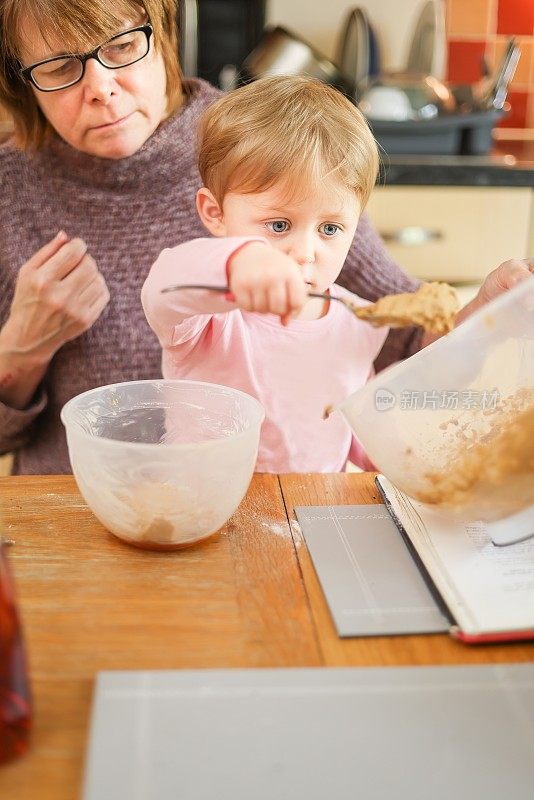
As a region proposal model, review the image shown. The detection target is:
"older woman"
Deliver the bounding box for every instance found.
[0,0,531,474]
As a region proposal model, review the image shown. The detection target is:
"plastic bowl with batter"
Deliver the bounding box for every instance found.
[61,380,264,549]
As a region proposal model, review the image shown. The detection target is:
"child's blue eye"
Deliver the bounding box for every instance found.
[266,220,290,234]
[320,223,341,236]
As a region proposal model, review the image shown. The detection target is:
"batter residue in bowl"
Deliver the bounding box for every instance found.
[417,398,534,515]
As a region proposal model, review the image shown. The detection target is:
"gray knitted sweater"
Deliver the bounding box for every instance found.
[0,79,420,474]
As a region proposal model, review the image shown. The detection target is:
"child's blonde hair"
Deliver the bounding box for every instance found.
[198,75,379,209]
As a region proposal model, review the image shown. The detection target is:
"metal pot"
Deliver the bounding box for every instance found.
[241,26,348,91]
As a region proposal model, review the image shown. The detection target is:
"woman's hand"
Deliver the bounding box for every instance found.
[454,258,534,328]
[228,241,307,325]
[472,258,534,308]
[2,231,110,360]
[421,258,534,348]
[0,231,110,409]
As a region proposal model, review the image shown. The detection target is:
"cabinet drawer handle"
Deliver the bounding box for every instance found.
[379,227,444,245]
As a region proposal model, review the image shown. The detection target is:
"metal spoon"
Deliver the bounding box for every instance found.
[160,282,458,333]
[161,282,354,309]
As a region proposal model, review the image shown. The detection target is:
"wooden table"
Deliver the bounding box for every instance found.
[1,473,533,798]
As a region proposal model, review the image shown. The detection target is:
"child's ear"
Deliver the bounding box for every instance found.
[196,188,227,236]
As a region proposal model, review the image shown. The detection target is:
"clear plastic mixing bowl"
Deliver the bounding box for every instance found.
[339,279,534,544]
[61,380,264,550]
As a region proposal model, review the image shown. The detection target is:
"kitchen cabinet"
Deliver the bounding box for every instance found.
[0,454,12,476]
[366,186,532,282]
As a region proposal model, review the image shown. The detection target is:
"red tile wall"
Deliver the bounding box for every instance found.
[446,0,534,133]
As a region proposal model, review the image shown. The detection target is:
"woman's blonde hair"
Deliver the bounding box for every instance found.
[0,0,182,150]
[198,75,379,210]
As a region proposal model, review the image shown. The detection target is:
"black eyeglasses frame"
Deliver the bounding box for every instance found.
[19,23,153,92]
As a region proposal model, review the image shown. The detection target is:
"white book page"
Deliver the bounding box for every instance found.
[378,477,534,635]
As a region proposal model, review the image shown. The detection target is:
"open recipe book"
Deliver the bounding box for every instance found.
[376,476,534,644]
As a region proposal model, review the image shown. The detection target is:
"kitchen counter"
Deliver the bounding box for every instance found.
[0,472,533,798]
[382,141,534,187]
[3,117,533,186]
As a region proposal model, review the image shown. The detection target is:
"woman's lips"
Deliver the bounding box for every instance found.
[91,112,134,131]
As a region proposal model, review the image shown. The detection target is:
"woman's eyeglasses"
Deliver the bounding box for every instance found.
[20,23,153,92]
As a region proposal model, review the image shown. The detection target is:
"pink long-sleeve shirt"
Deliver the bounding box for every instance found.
[142,237,388,473]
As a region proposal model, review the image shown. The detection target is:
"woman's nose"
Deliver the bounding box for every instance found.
[82,59,117,103]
